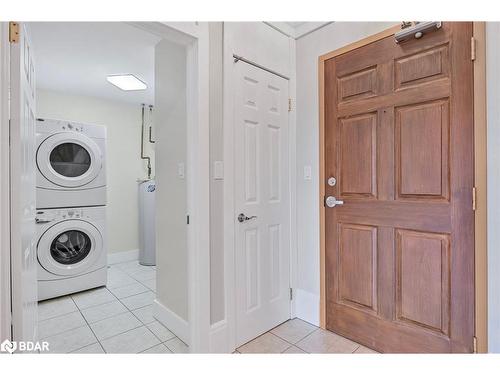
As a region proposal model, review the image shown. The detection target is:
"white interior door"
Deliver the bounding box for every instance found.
[10,22,38,343]
[234,61,290,346]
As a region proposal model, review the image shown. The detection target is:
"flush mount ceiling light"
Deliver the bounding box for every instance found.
[106,74,147,91]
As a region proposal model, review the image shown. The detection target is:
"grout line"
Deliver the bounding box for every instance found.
[97,323,151,346]
[38,313,88,341]
[71,294,107,354]
[107,284,150,300]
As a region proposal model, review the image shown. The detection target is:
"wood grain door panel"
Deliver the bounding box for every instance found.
[324,23,474,353]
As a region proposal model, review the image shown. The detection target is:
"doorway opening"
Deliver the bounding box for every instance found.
[3,21,210,353]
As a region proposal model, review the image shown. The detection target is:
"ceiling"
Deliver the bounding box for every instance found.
[266,22,331,39]
[30,22,161,105]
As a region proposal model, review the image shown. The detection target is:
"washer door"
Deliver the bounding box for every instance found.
[37,220,103,276]
[37,132,102,188]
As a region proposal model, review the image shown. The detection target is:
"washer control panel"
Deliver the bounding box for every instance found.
[36,208,85,223]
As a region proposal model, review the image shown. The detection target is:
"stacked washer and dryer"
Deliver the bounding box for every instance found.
[35,118,107,301]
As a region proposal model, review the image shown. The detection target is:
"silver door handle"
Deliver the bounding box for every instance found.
[238,213,257,223]
[325,196,344,208]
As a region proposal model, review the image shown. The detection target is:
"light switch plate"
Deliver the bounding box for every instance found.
[213,161,224,180]
[304,165,312,180]
[177,162,185,179]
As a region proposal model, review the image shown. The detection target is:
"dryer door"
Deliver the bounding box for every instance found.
[37,219,103,276]
[37,132,103,188]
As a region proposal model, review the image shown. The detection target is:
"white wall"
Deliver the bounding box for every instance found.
[486,22,500,353]
[36,89,154,254]
[154,39,188,323]
[294,22,396,324]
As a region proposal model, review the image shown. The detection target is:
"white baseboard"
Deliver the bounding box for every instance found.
[107,249,138,265]
[209,320,231,353]
[294,288,320,326]
[153,299,190,345]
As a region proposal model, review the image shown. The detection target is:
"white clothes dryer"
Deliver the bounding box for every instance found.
[36,118,106,209]
[36,206,107,301]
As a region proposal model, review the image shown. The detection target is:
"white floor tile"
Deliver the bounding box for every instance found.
[131,305,155,324]
[237,333,290,354]
[141,344,172,354]
[114,260,141,271]
[146,320,175,342]
[129,268,156,282]
[115,262,151,275]
[109,281,148,299]
[164,337,189,353]
[100,326,160,354]
[80,300,128,324]
[38,311,87,339]
[90,312,142,341]
[120,291,155,310]
[71,343,105,354]
[71,287,117,310]
[271,318,318,344]
[139,278,156,292]
[38,296,78,321]
[282,345,307,353]
[295,329,360,353]
[106,272,137,289]
[44,325,97,354]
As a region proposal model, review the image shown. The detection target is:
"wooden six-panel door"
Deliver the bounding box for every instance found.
[324,23,474,353]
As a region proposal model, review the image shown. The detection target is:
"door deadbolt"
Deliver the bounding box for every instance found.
[325,196,344,208]
[327,177,337,187]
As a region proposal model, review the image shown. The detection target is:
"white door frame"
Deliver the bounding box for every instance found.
[217,23,297,353]
[128,22,210,352]
[0,22,12,343]
[0,21,211,352]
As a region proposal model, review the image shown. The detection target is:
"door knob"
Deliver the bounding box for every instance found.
[238,213,257,223]
[325,196,344,208]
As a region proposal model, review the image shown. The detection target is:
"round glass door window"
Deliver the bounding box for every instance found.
[49,143,91,177]
[50,230,92,265]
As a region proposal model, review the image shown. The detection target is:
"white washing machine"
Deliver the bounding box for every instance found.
[36,206,107,301]
[36,118,106,209]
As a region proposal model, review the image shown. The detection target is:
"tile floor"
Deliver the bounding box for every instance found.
[236,318,378,354]
[38,260,376,354]
[38,260,188,354]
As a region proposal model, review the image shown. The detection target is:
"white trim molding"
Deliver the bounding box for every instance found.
[107,249,139,265]
[0,22,12,343]
[153,299,190,345]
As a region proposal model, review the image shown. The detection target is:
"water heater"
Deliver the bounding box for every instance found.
[138,179,156,266]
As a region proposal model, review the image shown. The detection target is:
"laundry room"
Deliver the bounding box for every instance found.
[28,22,191,353]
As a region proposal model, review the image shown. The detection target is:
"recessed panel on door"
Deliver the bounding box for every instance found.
[339,113,377,198]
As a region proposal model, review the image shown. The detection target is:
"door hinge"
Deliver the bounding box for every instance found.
[288,98,292,112]
[471,37,476,61]
[473,336,478,353]
[9,22,19,44]
[472,187,477,211]
[289,288,293,301]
